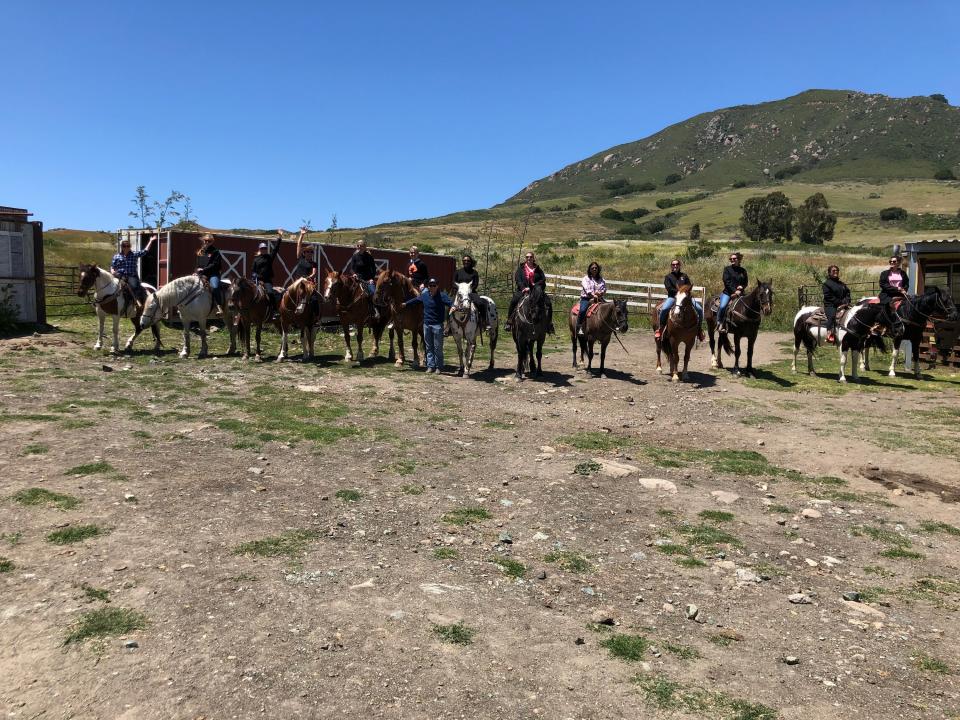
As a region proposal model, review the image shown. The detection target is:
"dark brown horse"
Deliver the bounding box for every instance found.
[708,280,774,377]
[657,285,699,382]
[568,299,628,376]
[322,271,388,363]
[276,278,317,362]
[229,277,271,361]
[374,269,424,368]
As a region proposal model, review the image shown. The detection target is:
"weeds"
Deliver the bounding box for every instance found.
[558,431,626,451]
[233,529,321,558]
[574,460,602,476]
[698,510,734,523]
[602,633,649,661]
[490,556,526,579]
[82,584,110,602]
[433,547,459,560]
[918,520,960,537]
[393,460,417,476]
[335,489,362,502]
[913,653,950,674]
[46,525,106,545]
[432,621,476,645]
[12,487,80,510]
[65,461,114,476]
[633,674,777,719]
[544,550,590,573]
[863,565,895,578]
[663,641,701,660]
[442,507,491,526]
[880,547,924,560]
[23,443,49,455]
[64,607,147,645]
[400,484,425,495]
[0,557,14,573]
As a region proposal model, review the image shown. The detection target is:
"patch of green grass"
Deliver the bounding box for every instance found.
[131,430,151,439]
[400,484,425,495]
[678,522,742,548]
[490,556,526,579]
[752,562,786,577]
[46,524,106,545]
[767,504,792,514]
[233,529,321,558]
[663,641,701,660]
[918,520,960,537]
[738,413,783,428]
[544,550,591,573]
[655,508,676,518]
[0,557,14,573]
[640,445,794,478]
[427,412,454,422]
[433,547,459,560]
[676,557,707,568]
[1,532,23,546]
[698,510,734,523]
[442,507,492,526]
[212,396,357,447]
[0,413,59,423]
[432,621,476,645]
[64,607,147,645]
[899,577,960,606]
[12,487,80,510]
[854,525,911,547]
[708,634,737,647]
[856,586,885,604]
[639,446,684,468]
[864,565,896,578]
[601,633,649,662]
[65,461,114,477]
[22,443,49,455]
[60,418,96,429]
[392,460,416,476]
[483,420,514,430]
[880,547,924,560]
[633,674,777,719]
[654,542,691,556]
[335,489,362,502]
[574,460,602,476]
[81,584,110,602]
[558,431,626,451]
[914,653,950,674]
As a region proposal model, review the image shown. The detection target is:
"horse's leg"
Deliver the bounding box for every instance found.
[198,322,209,359]
[682,340,691,381]
[850,348,860,382]
[887,340,899,378]
[861,345,870,372]
[586,339,594,372]
[395,327,405,367]
[466,336,477,377]
[732,334,743,376]
[276,325,287,362]
[488,326,497,370]
[791,332,801,374]
[123,317,141,353]
[305,326,316,361]
[151,324,162,354]
[342,322,353,362]
[571,329,579,368]
[598,339,607,378]
[180,324,190,359]
[745,332,756,378]
[655,337,663,374]
[535,337,543,377]
[111,313,121,353]
[910,338,921,379]
[227,314,237,355]
[454,332,464,376]
[94,309,106,350]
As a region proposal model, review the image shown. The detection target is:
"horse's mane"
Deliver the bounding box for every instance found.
[153,275,202,309]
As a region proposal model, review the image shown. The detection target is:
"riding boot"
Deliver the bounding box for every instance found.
[576,313,585,336]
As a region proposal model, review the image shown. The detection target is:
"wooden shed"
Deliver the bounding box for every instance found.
[0,206,45,324]
[903,238,960,365]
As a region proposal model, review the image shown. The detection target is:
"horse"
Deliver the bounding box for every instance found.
[139,275,237,358]
[792,301,899,380]
[568,298,628,377]
[708,280,774,378]
[77,263,162,354]
[875,287,958,379]
[657,286,697,382]
[512,284,550,379]
[449,282,498,377]
[374,269,424,368]
[229,277,272,361]
[276,278,318,362]
[322,271,389,364]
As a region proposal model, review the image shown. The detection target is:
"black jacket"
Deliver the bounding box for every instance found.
[454,267,480,293]
[722,265,748,296]
[822,277,850,308]
[196,246,223,278]
[408,257,428,286]
[350,250,377,281]
[291,257,318,282]
[251,238,281,283]
[664,270,692,298]
[514,263,546,292]
[879,268,909,297]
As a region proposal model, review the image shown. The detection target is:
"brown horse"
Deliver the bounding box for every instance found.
[322,271,388,363]
[276,278,317,362]
[658,284,699,382]
[568,299,628,376]
[229,277,272,361]
[374,269,424,368]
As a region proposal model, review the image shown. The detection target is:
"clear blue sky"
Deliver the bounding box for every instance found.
[5,0,959,231]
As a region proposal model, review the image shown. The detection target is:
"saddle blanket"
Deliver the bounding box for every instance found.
[570,302,603,319]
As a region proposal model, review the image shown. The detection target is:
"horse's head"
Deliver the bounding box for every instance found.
[229,277,249,313]
[323,271,341,302]
[139,290,160,329]
[77,264,100,297]
[926,286,958,322]
[374,270,402,306]
[292,279,315,316]
[452,282,472,313]
[879,301,905,338]
[528,284,546,321]
[757,280,774,316]
[614,298,629,332]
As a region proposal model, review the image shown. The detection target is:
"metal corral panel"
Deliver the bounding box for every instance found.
[0,219,44,323]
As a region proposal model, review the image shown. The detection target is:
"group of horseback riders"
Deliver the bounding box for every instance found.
[816,255,909,343]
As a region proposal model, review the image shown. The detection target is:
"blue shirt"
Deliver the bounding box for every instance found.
[111,249,148,278]
[405,288,453,325]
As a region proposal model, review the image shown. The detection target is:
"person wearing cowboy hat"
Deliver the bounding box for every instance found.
[111,233,157,305]
[251,230,283,316]
[195,233,225,313]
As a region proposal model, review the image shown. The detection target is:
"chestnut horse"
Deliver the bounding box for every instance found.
[322,271,388,363]
[374,269,424,368]
[276,278,317,362]
[568,299,628,377]
[229,277,271,361]
[658,285,699,382]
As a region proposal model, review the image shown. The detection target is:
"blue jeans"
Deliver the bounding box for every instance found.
[660,297,704,327]
[364,280,375,297]
[717,292,731,323]
[424,323,444,370]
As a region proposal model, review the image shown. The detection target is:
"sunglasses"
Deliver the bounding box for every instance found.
[671,263,680,266]
[729,258,738,262]
[889,260,899,264]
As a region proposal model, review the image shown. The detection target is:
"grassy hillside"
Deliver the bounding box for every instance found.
[508,89,960,203]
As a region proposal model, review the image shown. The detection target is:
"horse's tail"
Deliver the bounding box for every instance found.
[867,333,888,354]
[794,313,814,353]
[661,330,672,355]
[720,331,733,356]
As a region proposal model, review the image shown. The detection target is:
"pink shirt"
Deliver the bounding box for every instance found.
[581,276,606,298]
[888,270,903,289]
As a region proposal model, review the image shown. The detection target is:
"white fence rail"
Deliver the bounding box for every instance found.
[544,273,706,311]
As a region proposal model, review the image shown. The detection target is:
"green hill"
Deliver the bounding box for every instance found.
[508,89,960,203]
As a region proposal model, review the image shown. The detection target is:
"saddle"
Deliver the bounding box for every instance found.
[709,296,721,313]
[570,301,603,319]
[804,308,826,327]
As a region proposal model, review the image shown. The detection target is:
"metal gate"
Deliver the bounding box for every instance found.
[797,281,878,308]
[44,265,91,318]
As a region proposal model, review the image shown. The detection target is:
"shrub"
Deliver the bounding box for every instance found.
[566,203,578,210]
[616,225,646,236]
[732,180,749,188]
[0,284,19,334]
[879,207,908,221]
[621,207,651,220]
[600,208,624,221]
[689,223,701,241]
[740,192,794,242]
[796,193,837,245]
[602,179,630,191]
[641,218,666,234]
[685,238,715,259]
[773,164,804,180]
[636,182,656,192]
[656,193,709,210]
[934,167,957,181]
[664,173,682,185]
[930,93,949,104]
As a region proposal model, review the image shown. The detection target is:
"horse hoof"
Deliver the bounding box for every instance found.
[656,366,663,374]
[671,375,679,383]
[838,377,846,384]
[394,360,403,367]
[888,371,896,378]
[809,372,816,378]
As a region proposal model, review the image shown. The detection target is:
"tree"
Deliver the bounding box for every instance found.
[930,93,949,104]
[128,185,185,230]
[740,196,767,241]
[764,191,794,242]
[796,193,837,245]
[129,186,152,229]
[879,207,908,221]
[600,208,624,221]
[173,195,200,231]
[664,173,682,185]
[934,167,957,181]
[689,223,701,241]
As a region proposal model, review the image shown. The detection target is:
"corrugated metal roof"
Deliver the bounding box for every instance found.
[0,206,30,215]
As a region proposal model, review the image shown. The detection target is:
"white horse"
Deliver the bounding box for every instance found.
[448,282,498,377]
[77,264,162,354]
[139,275,237,358]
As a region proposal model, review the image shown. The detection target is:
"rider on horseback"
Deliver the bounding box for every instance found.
[195,233,225,313]
[349,238,380,322]
[576,262,606,337]
[879,256,909,308]
[251,230,283,318]
[408,246,429,291]
[446,254,488,334]
[505,252,554,334]
[111,234,157,307]
[822,264,850,344]
[656,259,704,342]
[717,252,747,332]
[290,229,319,316]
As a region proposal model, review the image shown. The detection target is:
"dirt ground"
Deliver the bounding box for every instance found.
[1,321,959,720]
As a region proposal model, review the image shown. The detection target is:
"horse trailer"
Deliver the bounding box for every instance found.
[0,206,45,324]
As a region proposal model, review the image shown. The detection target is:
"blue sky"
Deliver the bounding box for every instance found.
[4,1,959,231]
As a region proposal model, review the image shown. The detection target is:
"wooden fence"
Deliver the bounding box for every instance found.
[544,273,706,312]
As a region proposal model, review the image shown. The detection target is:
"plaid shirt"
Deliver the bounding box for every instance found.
[111,249,147,278]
